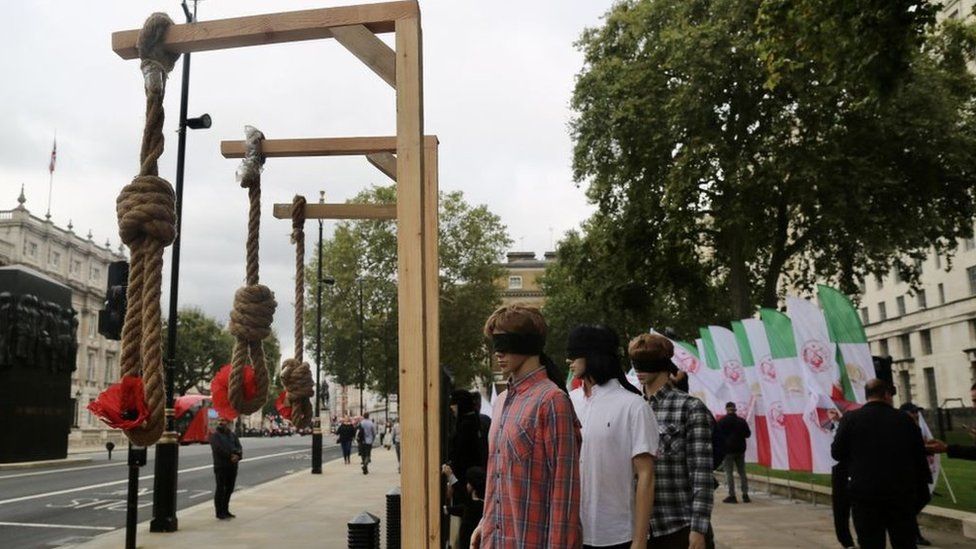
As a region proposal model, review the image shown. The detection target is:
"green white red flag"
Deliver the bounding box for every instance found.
[817,285,874,403]
[732,320,769,466]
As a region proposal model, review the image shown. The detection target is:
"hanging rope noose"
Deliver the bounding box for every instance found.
[227,126,277,415]
[280,195,315,429]
[114,13,180,447]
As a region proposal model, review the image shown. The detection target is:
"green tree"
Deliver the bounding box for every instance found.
[569,0,976,321]
[163,308,233,396]
[305,185,511,398]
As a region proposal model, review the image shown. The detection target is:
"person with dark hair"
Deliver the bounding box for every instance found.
[899,403,933,547]
[629,333,714,549]
[472,390,492,463]
[210,417,243,520]
[567,325,657,549]
[357,412,376,475]
[831,379,931,549]
[471,305,582,549]
[715,402,751,504]
[336,416,356,465]
[443,390,486,508]
[926,382,976,461]
[458,466,487,549]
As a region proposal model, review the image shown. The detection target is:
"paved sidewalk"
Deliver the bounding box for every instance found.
[711,489,973,548]
[67,444,401,548]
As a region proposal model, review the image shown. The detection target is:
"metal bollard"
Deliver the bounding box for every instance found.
[347,511,380,549]
[386,486,401,549]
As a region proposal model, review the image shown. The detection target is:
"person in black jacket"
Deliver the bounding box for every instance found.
[210,417,243,520]
[457,466,486,549]
[442,390,486,510]
[715,402,751,503]
[336,417,357,464]
[926,382,976,461]
[831,379,930,549]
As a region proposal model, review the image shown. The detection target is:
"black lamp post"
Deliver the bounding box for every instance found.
[150,0,209,533]
[358,276,365,415]
[312,190,335,474]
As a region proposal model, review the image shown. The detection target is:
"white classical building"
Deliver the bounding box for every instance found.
[0,186,128,446]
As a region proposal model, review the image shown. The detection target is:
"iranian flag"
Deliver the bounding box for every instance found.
[739,318,791,470]
[786,296,842,400]
[817,285,874,404]
[732,320,770,466]
[694,335,731,417]
[704,326,758,462]
[761,309,817,472]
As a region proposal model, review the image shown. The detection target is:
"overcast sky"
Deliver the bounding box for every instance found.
[2,0,607,356]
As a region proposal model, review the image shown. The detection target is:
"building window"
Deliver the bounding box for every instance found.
[934,253,942,270]
[857,280,866,294]
[89,264,101,281]
[900,334,912,358]
[966,237,976,251]
[88,314,96,338]
[917,290,926,310]
[970,319,976,342]
[50,250,61,268]
[924,367,938,408]
[938,283,945,305]
[508,276,523,289]
[879,338,889,357]
[87,398,95,426]
[899,370,913,403]
[860,307,869,325]
[86,352,96,382]
[70,260,82,276]
[104,355,115,383]
[896,296,906,316]
[24,240,38,258]
[969,266,976,296]
[878,302,887,321]
[875,275,883,291]
[893,268,903,283]
[920,330,932,355]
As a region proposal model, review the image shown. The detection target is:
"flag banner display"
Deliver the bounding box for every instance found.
[694,337,731,417]
[706,325,758,462]
[732,320,768,466]
[818,285,874,403]
[786,297,842,400]
[740,318,790,470]
[761,309,820,472]
[804,392,840,474]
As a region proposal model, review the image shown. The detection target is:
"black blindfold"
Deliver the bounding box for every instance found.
[631,358,674,373]
[492,333,545,356]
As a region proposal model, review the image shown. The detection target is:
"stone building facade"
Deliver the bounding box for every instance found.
[0,187,127,446]
[497,251,556,309]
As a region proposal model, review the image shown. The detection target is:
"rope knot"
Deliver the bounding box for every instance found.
[236,125,266,189]
[290,195,306,244]
[228,284,277,342]
[116,175,177,246]
[137,13,180,94]
[281,358,314,428]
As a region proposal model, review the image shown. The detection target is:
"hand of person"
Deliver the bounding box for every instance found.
[689,530,706,549]
[925,439,948,454]
[230,454,241,464]
[441,464,454,478]
[469,524,482,549]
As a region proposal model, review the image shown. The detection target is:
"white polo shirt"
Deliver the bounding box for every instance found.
[571,378,659,546]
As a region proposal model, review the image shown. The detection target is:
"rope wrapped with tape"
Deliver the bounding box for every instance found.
[227,126,277,415]
[110,13,179,447]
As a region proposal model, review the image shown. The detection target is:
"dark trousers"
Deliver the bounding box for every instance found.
[585,542,631,549]
[648,526,715,549]
[359,443,373,464]
[340,440,353,461]
[851,499,917,549]
[723,452,748,497]
[213,465,238,516]
[832,465,854,547]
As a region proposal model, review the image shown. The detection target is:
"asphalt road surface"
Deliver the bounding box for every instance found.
[0,437,341,548]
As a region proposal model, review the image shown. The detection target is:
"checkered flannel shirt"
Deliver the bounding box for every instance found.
[645,383,714,537]
[480,367,582,548]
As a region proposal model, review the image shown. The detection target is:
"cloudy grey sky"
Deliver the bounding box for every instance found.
[2,0,607,355]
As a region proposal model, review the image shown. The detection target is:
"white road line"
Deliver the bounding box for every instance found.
[0,461,126,480]
[0,449,306,506]
[0,521,116,531]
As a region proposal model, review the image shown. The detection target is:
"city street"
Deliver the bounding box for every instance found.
[0,437,340,548]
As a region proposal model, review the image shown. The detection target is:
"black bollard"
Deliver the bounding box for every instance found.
[106,441,115,460]
[386,486,401,549]
[347,511,380,549]
[125,445,147,549]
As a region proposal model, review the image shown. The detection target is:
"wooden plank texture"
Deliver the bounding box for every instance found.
[422,138,441,549]
[332,25,397,88]
[365,152,398,181]
[221,136,398,158]
[271,203,396,220]
[112,1,417,59]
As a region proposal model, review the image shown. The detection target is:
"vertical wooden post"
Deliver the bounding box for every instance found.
[423,138,440,546]
[394,13,433,548]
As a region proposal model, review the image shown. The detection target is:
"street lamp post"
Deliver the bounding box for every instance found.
[151,0,210,533]
[358,277,365,415]
[312,191,335,474]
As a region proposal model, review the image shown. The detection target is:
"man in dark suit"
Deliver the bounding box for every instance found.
[210,417,243,520]
[831,379,930,549]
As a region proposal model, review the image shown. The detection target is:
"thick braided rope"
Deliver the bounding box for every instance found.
[227,126,276,415]
[115,13,179,447]
[280,196,314,428]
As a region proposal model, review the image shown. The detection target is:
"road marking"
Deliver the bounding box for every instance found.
[0,521,115,531]
[0,461,125,480]
[0,449,306,506]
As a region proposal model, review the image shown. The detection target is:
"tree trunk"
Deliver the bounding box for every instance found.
[728,245,752,319]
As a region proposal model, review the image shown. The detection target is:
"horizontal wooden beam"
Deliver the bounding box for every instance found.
[220,135,438,158]
[112,1,418,59]
[332,25,396,89]
[272,203,396,220]
[366,152,397,182]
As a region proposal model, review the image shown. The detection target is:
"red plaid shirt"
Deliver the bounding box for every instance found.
[480,367,582,548]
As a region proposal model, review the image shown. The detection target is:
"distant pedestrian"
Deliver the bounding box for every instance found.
[716,402,751,504]
[567,324,657,549]
[471,305,582,549]
[210,417,243,520]
[629,333,715,549]
[336,416,356,465]
[357,412,377,475]
[392,419,401,467]
[831,379,930,549]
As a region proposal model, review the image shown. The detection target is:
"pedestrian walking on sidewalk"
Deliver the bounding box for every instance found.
[470,305,582,549]
[568,324,657,549]
[336,416,356,464]
[357,412,376,475]
[630,333,715,549]
[392,419,401,468]
[715,402,751,504]
[831,379,930,549]
[210,417,243,520]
